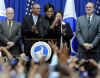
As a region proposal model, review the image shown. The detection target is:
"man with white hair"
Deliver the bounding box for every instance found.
[76,2,100,62]
[0,7,21,56]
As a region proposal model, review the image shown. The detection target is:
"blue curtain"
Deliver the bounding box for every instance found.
[4,0,97,23]
[5,0,27,22]
[75,0,97,17]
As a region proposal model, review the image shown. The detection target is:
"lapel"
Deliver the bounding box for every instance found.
[36,15,41,26]
[88,15,95,30]
[83,15,88,26]
[4,20,16,34]
[83,16,89,31]
[3,21,9,34]
[31,14,41,26]
[30,15,34,25]
[11,21,15,34]
[90,15,95,25]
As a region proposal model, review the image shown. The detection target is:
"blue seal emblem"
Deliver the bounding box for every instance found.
[31,41,52,62]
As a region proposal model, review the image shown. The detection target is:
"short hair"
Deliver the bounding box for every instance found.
[86,2,95,8]
[54,10,63,17]
[44,3,54,12]
[32,3,40,8]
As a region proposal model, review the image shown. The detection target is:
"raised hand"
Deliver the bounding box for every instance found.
[48,40,59,54]
[58,43,69,64]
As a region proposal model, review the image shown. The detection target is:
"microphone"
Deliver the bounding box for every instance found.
[62,21,66,29]
[57,16,66,26]
[57,16,61,25]
[57,20,61,26]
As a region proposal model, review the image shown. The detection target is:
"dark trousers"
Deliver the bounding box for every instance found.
[78,49,100,62]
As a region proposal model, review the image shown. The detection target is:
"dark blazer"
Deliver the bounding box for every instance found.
[22,15,49,56]
[76,15,100,61]
[22,15,49,38]
[0,20,21,56]
[44,16,54,26]
[44,16,56,39]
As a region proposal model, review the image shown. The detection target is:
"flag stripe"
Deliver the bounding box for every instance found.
[0,0,6,16]
[63,0,76,20]
[63,0,78,56]
[0,0,6,21]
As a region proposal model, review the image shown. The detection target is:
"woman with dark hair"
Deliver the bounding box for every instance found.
[53,10,73,48]
[44,3,54,26]
[44,3,58,39]
[44,3,73,49]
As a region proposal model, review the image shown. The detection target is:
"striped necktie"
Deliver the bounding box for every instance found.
[88,16,91,24]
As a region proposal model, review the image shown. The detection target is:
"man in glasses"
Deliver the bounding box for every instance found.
[22,3,49,56]
[76,2,100,62]
[0,8,21,56]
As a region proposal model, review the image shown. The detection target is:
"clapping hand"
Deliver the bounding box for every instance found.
[7,41,15,49]
[83,43,93,50]
[32,26,39,34]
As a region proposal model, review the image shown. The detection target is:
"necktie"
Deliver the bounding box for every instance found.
[8,21,11,35]
[88,16,91,24]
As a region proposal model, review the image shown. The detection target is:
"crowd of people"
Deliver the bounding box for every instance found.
[0,41,100,78]
[0,1,100,78]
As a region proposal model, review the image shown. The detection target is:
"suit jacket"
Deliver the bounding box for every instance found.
[76,15,100,61]
[0,20,21,56]
[22,15,49,56]
[22,15,49,39]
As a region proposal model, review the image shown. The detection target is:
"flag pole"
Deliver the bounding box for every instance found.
[60,22,63,50]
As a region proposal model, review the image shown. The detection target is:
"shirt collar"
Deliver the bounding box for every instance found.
[87,14,94,21]
[32,14,38,18]
[87,14,93,18]
[7,20,13,27]
[32,14,38,24]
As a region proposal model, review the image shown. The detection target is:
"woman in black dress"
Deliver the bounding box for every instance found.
[54,11,73,48]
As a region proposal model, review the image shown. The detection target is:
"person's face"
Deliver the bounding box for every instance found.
[6,8,14,21]
[56,12,62,21]
[85,3,94,15]
[45,8,54,18]
[32,4,41,15]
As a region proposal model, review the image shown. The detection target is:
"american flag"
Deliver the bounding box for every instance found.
[26,0,35,15]
[96,0,100,15]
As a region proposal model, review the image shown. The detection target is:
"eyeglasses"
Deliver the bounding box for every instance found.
[47,11,53,13]
[33,8,41,10]
[7,13,14,14]
[86,6,93,8]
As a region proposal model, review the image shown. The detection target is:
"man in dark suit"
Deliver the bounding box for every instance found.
[22,3,49,55]
[0,8,21,56]
[76,2,100,62]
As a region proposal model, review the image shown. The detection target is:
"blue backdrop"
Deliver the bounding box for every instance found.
[4,0,97,23]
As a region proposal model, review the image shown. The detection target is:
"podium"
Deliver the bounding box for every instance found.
[24,38,57,41]
[23,37,57,56]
